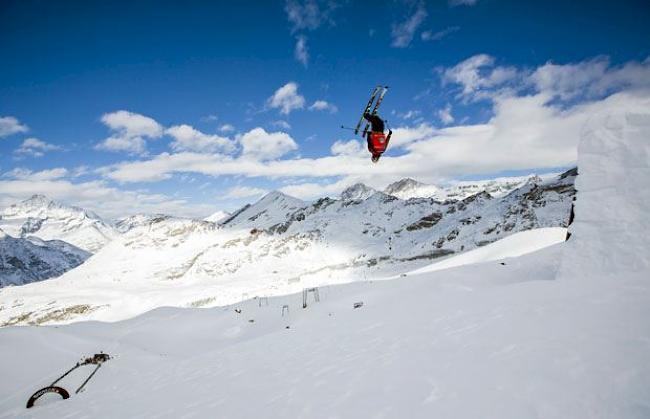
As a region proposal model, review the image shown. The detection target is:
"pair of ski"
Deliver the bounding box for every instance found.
[26,353,110,409]
[354,85,389,136]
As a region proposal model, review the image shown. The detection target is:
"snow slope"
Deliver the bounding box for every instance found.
[0,243,648,418]
[0,105,648,418]
[408,227,567,274]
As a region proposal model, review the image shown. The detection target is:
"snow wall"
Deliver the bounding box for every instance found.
[559,93,650,281]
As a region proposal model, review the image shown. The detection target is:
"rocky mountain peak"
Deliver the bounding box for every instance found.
[384,178,424,194]
[340,183,376,201]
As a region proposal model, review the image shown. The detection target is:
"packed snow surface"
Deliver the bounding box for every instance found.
[0,242,648,419]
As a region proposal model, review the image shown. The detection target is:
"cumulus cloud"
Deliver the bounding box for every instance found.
[223,186,268,199]
[444,54,650,105]
[267,82,306,115]
[309,100,338,113]
[391,2,428,48]
[294,35,309,67]
[442,54,522,100]
[166,124,235,153]
[98,56,650,209]
[532,56,650,100]
[96,110,163,155]
[14,138,62,157]
[0,116,28,138]
[219,124,235,133]
[239,127,298,161]
[279,177,355,200]
[0,172,213,220]
[438,105,454,125]
[331,139,364,156]
[4,167,68,181]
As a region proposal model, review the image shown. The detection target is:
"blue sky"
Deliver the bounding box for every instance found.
[1,0,649,219]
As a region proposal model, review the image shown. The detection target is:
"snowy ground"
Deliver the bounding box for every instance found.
[0,104,648,418]
[0,237,648,419]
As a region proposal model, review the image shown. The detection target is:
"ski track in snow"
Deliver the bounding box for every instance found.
[1,101,650,418]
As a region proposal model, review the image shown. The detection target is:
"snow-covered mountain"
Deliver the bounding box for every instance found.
[0,195,116,253]
[204,210,230,224]
[340,183,377,201]
[384,174,549,201]
[221,190,306,229]
[0,228,90,287]
[0,169,576,325]
[384,178,444,200]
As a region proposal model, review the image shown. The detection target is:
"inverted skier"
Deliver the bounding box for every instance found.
[363,112,392,163]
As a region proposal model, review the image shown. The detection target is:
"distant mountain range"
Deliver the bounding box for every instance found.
[0,194,115,253]
[0,169,576,325]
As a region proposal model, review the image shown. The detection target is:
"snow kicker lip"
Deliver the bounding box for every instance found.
[26,386,70,408]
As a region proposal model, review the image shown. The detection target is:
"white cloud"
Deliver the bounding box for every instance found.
[96,110,164,155]
[285,0,337,32]
[532,56,650,100]
[272,120,292,130]
[223,186,268,199]
[99,57,650,199]
[14,137,62,157]
[102,92,648,184]
[279,178,354,200]
[331,139,364,156]
[398,110,421,120]
[438,105,454,125]
[0,116,28,138]
[309,100,338,113]
[4,167,68,181]
[391,2,428,48]
[442,54,522,100]
[449,0,477,6]
[421,26,459,41]
[444,54,650,104]
[388,123,437,148]
[294,35,309,67]
[219,124,235,133]
[267,82,306,114]
[239,127,298,161]
[166,124,235,153]
[0,174,213,220]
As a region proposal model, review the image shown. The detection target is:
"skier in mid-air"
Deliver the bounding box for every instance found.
[363,112,392,163]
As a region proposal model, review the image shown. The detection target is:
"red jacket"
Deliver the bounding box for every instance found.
[368,131,390,154]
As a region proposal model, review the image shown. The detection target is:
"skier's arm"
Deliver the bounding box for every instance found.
[386,129,392,146]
